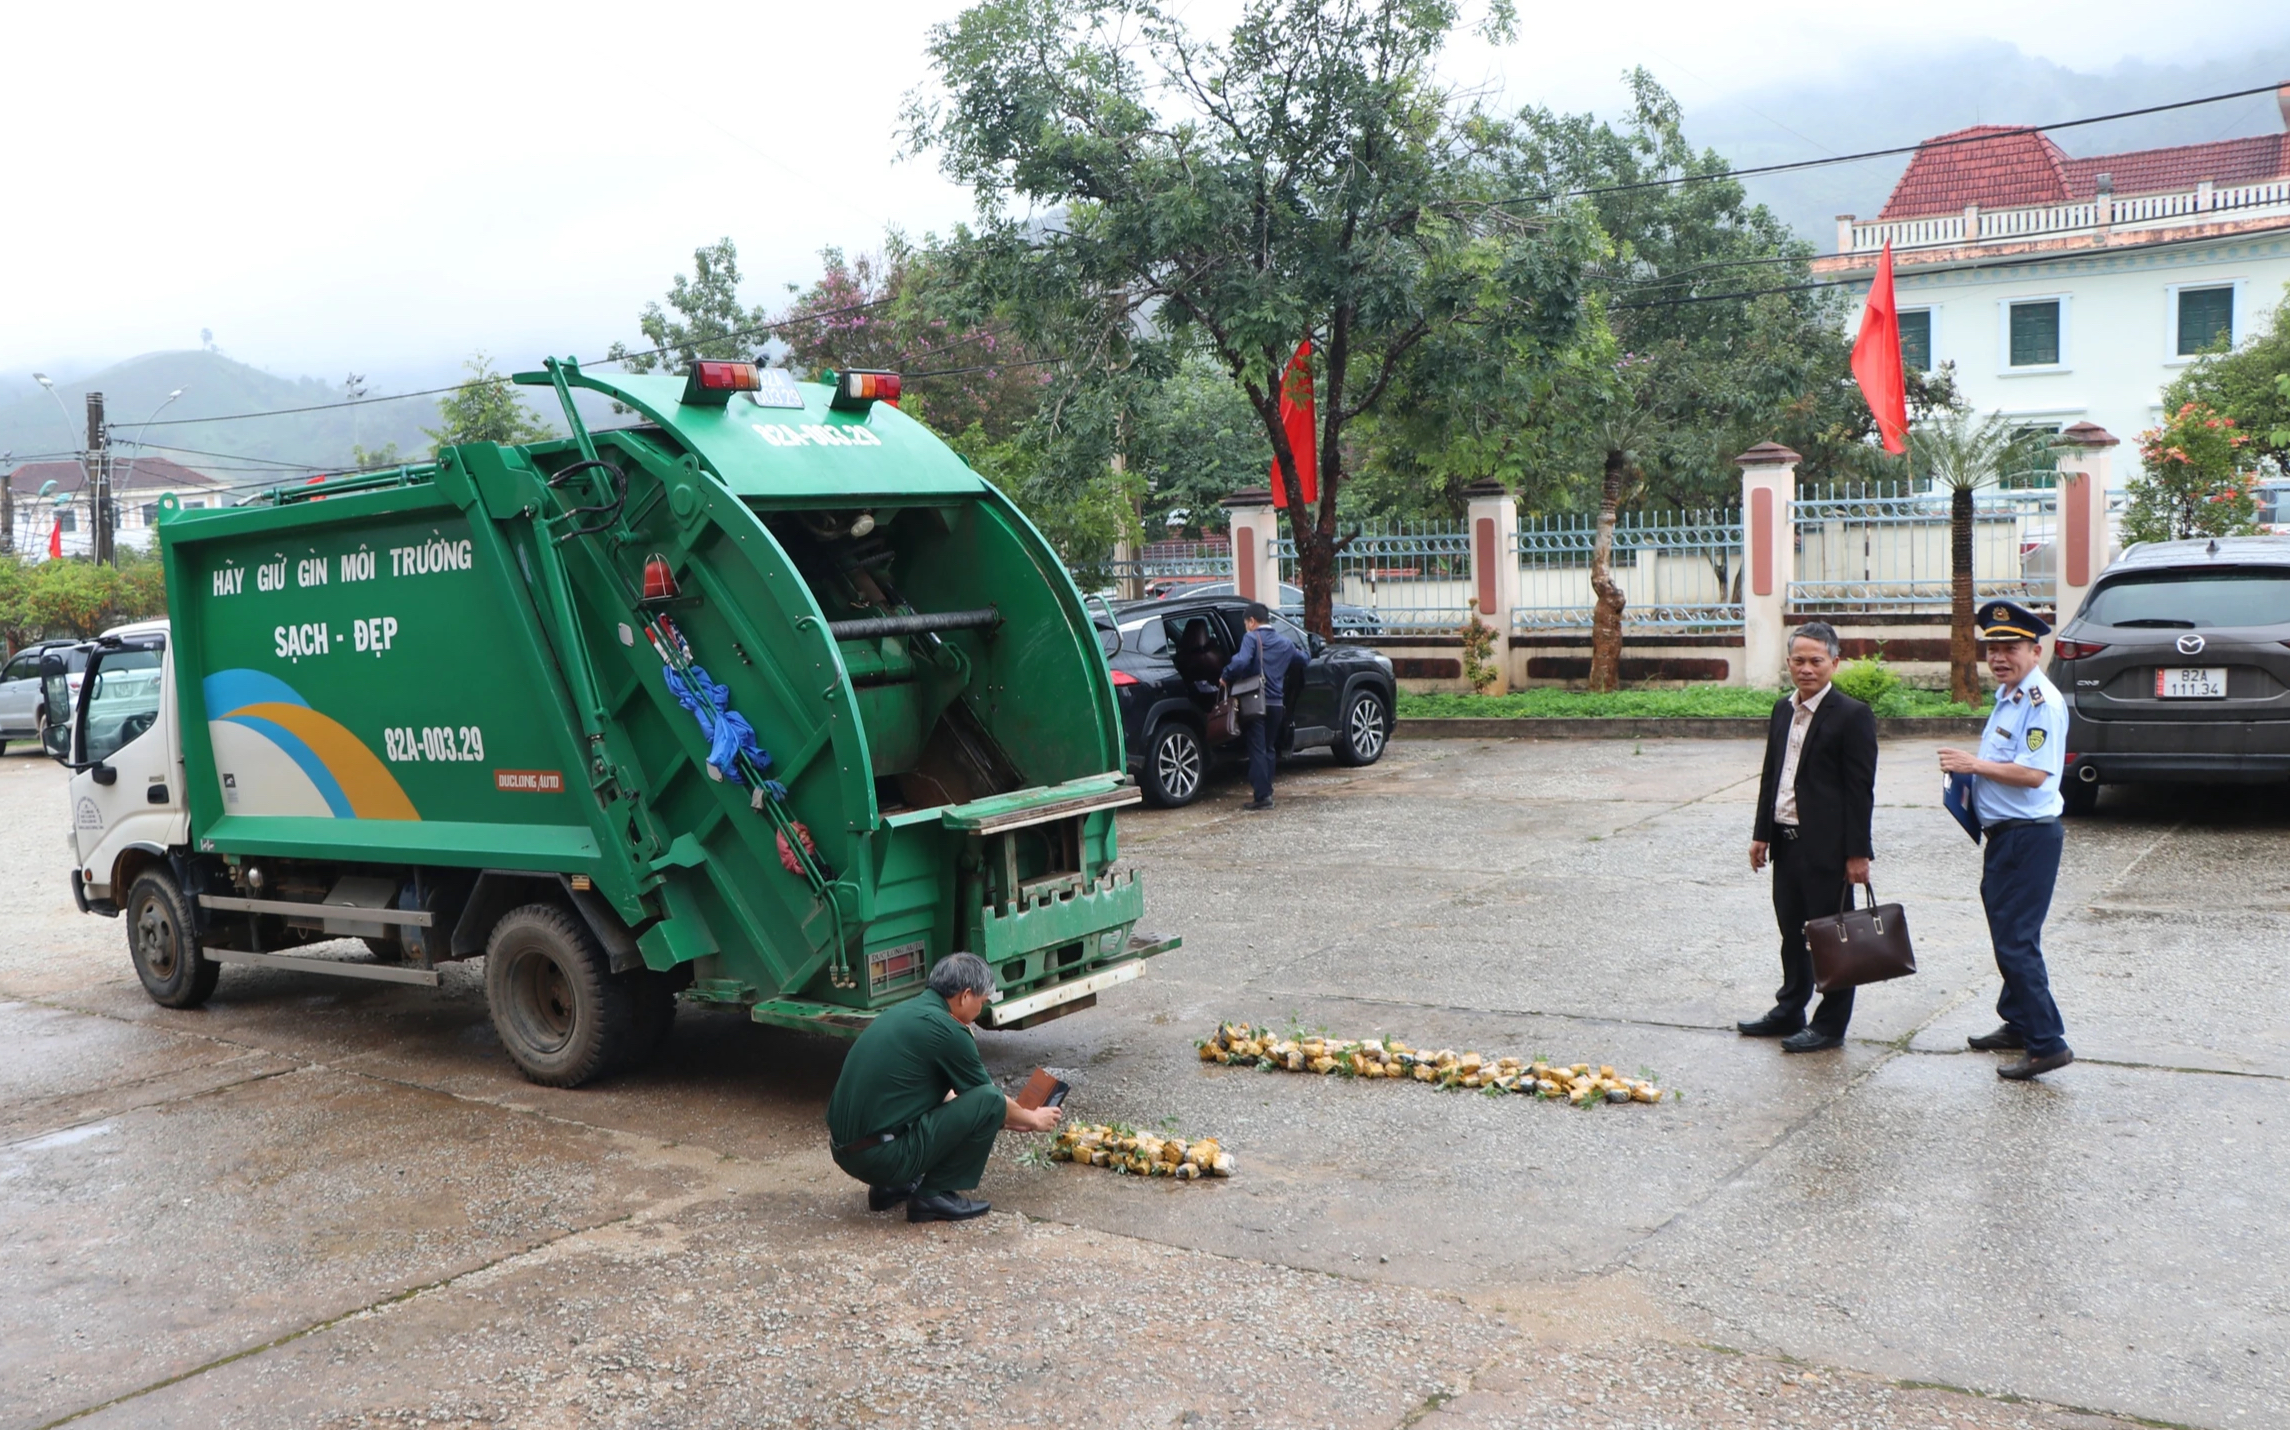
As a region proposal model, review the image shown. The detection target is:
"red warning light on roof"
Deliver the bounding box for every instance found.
[681,360,762,406]
[830,370,901,412]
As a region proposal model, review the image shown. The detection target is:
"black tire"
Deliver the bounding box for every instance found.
[1141,721,1207,808]
[361,934,406,964]
[484,902,635,1088]
[1331,685,1391,766]
[2062,777,2100,817]
[126,869,218,1009]
[618,969,680,1074]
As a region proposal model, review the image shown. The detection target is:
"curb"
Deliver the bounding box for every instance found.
[1396,716,1989,740]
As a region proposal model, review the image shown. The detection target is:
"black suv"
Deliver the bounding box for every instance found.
[1099,594,1396,806]
[2050,535,2290,813]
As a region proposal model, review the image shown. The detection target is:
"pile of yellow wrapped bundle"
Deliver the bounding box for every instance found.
[1196,1023,1665,1105]
[1049,1124,1236,1179]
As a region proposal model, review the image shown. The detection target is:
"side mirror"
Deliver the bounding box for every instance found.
[42,722,70,762]
[1307,633,1327,656]
[91,764,117,786]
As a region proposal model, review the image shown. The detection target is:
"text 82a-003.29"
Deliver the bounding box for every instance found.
[383,726,485,763]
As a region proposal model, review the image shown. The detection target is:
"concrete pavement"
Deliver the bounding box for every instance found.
[3,735,2281,1429]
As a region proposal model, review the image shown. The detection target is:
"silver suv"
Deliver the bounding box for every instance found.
[2050,535,2290,813]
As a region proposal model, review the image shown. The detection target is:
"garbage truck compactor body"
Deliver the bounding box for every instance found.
[47,360,1176,1085]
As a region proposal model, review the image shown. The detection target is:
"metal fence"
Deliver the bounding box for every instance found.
[1511,509,1745,632]
[1095,540,1233,600]
[1274,519,1475,632]
[1789,484,2055,612]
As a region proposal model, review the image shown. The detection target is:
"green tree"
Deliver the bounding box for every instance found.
[905,0,1596,635]
[425,353,553,452]
[608,238,768,373]
[1911,410,2047,705]
[1486,72,1859,688]
[2122,400,2260,547]
[2164,283,2290,473]
[774,237,1052,442]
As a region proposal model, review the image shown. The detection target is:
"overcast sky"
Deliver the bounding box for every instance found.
[5,0,2286,388]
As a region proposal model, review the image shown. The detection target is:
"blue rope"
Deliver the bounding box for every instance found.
[664,663,787,801]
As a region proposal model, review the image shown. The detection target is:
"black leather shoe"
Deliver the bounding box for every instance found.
[1244,799,1273,812]
[906,1190,991,1223]
[1997,1048,2073,1081]
[867,1178,921,1212]
[1780,1029,1845,1053]
[1967,1025,2026,1052]
[1737,1014,1805,1037]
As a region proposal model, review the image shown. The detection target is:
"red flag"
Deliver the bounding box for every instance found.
[48,517,62,560]
[1851,242,1910,456]
[1268,340,1317,509]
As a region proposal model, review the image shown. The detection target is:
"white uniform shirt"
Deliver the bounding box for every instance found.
[1974,667,2068,824]
[1772,682,1831,827]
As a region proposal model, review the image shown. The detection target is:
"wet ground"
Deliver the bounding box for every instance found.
[3,735,2283,1429]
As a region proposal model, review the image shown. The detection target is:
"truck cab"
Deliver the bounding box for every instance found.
[45,621,187,917]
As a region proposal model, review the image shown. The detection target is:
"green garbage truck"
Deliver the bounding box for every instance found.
[42,358,1175,1085]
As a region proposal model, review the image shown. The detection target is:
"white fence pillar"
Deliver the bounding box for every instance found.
[1464,480,1517,693]
[2054,423,2118,626]
[1222,488,1281,606]
[1736,442,1800,689]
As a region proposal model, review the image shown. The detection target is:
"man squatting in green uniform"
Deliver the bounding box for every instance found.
[827,952,1064,1223]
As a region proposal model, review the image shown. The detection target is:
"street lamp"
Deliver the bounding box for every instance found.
[31,373,80,450]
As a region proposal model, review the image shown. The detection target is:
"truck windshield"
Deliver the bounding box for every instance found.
[82,648,164,764]
[2081,568,2290,629]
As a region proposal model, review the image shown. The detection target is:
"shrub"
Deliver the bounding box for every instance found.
[1831,654,1901,708]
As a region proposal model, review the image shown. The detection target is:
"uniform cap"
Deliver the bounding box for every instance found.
[1976,599,2051,642]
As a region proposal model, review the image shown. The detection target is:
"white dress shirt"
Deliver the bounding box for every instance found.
[1772,682,1831,827]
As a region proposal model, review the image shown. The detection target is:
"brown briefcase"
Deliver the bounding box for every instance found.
[1206,694,1242,744]
[1805,881,1916,994]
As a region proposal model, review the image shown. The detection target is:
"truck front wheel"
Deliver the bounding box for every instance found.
[484,903,634,1088]
[126,870,219,1009]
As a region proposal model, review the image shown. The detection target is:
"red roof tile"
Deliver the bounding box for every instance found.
[1879,125,2290,220]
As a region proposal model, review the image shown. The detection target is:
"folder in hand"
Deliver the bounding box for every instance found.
[1942,772,1982,845]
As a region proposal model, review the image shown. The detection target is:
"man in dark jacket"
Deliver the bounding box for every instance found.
[1221,603,1302,811]
[1740,622,1878,1053]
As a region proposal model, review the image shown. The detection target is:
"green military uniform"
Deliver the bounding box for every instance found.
[827,991,1006,1195]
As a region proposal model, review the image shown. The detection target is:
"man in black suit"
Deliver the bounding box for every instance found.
[1740,621,1878,1053]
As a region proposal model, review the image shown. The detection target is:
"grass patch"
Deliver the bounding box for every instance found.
[1397,685,1989,720]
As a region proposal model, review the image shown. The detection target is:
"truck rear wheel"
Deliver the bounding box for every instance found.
[484,903,634,1088]
[126,869,219,1009]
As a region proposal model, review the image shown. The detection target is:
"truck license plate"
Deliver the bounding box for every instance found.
[2155,666,2227,699]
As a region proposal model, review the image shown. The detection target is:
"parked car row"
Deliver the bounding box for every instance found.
[0,639,86,753]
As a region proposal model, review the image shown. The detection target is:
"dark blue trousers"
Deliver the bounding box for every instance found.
[1244,707,1283,803]
[1981,819,2068,1057]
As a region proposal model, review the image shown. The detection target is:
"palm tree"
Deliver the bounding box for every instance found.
[1911,411,2041,705]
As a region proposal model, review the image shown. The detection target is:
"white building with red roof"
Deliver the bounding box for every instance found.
[4,455,227,560]
[1812,87,2290,452]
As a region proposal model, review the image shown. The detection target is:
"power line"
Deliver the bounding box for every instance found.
[1507,79,2290,206]
[132,297,899,431]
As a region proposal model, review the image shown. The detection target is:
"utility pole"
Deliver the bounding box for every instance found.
[86,391,112,565]
[1,451,13,555]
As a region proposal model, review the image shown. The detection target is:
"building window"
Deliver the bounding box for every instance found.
[2009,301,2061,367]
[57,510,77,533]
[1898,309,1932,372]
[180,499,205,509]
[140,503,159,527]
[2176,286,2234,356]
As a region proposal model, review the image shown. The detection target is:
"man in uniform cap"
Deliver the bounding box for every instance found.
[1937,599,2074,1080]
